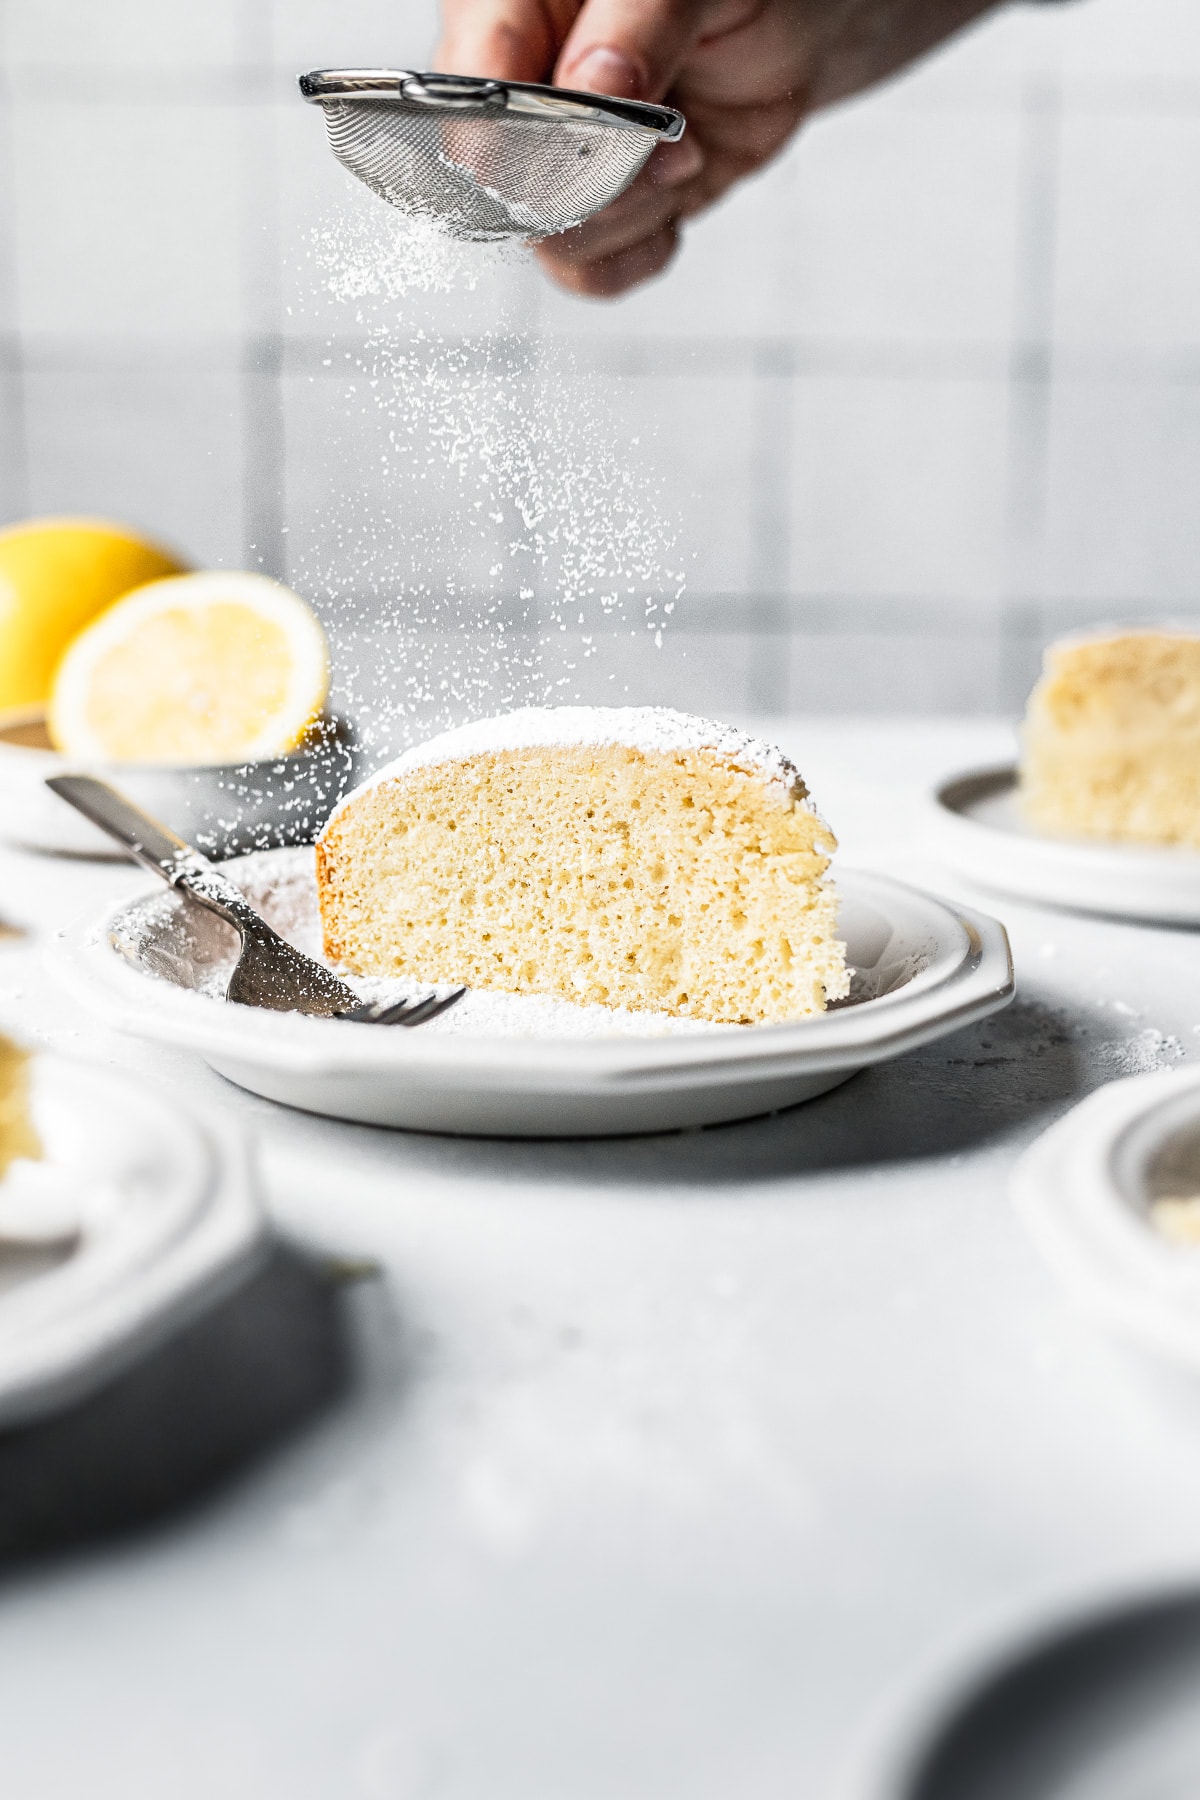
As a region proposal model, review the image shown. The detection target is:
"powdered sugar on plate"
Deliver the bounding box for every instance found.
[107,848,737,1041]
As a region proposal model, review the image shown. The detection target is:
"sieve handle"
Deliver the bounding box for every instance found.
[401,74,506,109]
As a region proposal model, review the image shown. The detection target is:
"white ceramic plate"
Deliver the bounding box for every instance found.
[1012,1066,1200,1370]
[830,1582,1200,1800]
[929,765,1200,923]
[50,848,1013,1137]
[0,1053,265,1426]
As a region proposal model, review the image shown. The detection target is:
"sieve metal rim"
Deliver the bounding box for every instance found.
[298,68,685,142]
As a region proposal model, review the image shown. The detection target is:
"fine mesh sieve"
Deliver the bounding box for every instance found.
[299,69,686,242]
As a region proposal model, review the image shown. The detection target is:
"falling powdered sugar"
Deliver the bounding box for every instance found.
[292,197,687,761]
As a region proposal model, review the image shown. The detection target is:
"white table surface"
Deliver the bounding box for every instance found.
[3,716,1200,1800]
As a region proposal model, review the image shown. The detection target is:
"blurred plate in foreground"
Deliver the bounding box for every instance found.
[1013,1065,1200,1372]
[0,1054,264,1426]
[836,1587,1200,1800]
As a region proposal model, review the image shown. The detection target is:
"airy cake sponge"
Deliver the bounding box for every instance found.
[316,707,849,1025]
[1021,630,1200,846]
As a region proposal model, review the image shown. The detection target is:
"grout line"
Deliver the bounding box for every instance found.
[1000,71,1063,701]
[319,592,1025,633]
[0,38,28,519]
[744,345,793,712]
[243,333,286,578]
[18,330,1200,383]
[237,33,284,581]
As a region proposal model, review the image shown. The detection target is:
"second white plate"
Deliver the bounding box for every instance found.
[929,765,1200,923]
[1013,1066,1200,1371]
[51,851,1014,1137]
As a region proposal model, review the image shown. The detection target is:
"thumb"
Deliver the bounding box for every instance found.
[554,0,706,102]
[435,0,566,83]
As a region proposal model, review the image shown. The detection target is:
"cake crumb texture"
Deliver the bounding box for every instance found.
[1021,631,1200,847]
[317,711,848,1025]
[0,1035,40,1179]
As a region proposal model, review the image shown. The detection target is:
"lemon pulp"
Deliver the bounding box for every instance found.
[49,571,330,765]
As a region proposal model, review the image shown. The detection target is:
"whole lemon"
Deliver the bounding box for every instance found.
[0,517,186,710]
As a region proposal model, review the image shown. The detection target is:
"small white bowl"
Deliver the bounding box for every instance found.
[0,706,358,860]
[927,765,1200,924]
[1013,1067,1200,1369]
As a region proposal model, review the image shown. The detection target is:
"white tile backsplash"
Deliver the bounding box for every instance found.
[326,623,544,754]
[2,0,245,69]
[869,2,1072,97]
[1060,0,1200,79]
[598,373,756,597]
[22,367,245,567]
[1054,113,1200,351]
[1043,375,1200,606]
[2,0,1200,721]
[541,628,760,716]
[537,155,798,344]
[0,98,15,335]
[12,100,246,337]
[280,369,511,601]
[788,375,1011,602]
[0,362,26,519]
[268,0,439,73]
[789,627,1004,715]
[779,101,1024,348]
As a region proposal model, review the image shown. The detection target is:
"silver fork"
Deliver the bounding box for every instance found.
[47,775,466,1026]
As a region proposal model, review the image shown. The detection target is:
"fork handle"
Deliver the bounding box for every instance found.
[46,775,254,929]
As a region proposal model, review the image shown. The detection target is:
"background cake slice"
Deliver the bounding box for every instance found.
[317,706,849,1025]
[1020,630,1200,846]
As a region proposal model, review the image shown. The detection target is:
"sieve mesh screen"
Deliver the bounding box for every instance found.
[322,97,659,241]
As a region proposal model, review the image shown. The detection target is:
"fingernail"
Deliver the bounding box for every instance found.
[566,46,643,100]
[648,134,704,188]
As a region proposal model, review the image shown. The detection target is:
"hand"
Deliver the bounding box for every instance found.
[435,0,1004,297]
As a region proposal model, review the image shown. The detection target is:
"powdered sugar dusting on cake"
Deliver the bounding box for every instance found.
[330,706,809,825]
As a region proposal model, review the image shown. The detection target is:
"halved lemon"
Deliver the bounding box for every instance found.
[48,571,330,765]
[0,517,185,711]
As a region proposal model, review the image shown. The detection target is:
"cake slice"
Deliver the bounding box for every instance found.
[316,706,849,1025]
[1020,630,1200,846]
[0,1035,40,1180]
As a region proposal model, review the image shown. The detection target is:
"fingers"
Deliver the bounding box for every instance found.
[533,62,801,297]
[534,144,696,296]
[435,0,580,82]
[536,143,692,260]
[537,221,680,296]
[554,0,715,101]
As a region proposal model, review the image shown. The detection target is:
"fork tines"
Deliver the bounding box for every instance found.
[338,987,467,1027]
